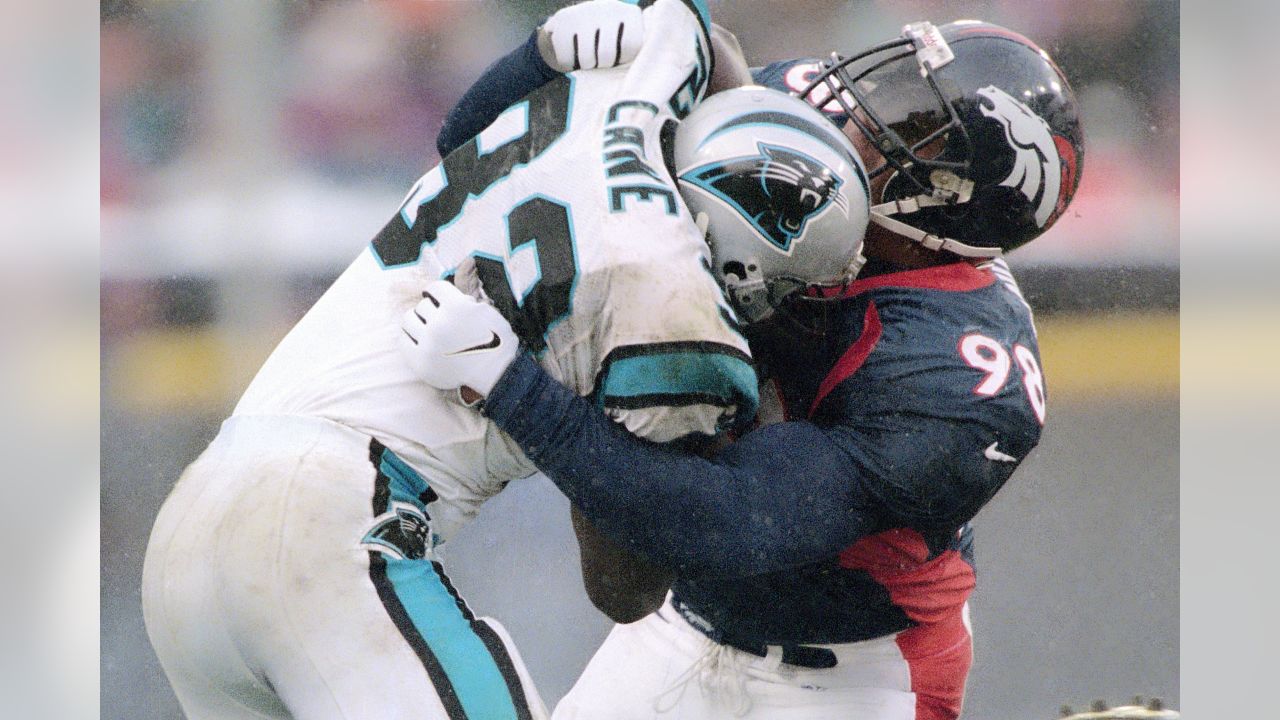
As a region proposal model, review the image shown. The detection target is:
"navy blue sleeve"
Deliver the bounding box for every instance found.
[823,414,1017,531]
[436,31,562,158]
[750,58,852,129]
[749,62,785,91]
[483,354,880,578]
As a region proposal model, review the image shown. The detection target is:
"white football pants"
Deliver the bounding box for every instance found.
[141,414,547,720]
[553,596,972,720]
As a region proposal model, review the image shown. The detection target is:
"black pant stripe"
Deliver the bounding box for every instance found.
[369,438,392,514]
[368,553,470,720]
[367,438,470,718]
[431,559,477,622]
[471,620,534,720]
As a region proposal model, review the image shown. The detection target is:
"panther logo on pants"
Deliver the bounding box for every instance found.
[360,501,431,560]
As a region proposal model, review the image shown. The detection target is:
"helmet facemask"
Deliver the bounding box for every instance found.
[797,22,1001,259]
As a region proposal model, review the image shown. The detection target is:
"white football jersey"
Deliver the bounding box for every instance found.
[234,0,755,542]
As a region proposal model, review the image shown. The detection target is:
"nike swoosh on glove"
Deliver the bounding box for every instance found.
[539,0,645,72]
[398,280,519,397]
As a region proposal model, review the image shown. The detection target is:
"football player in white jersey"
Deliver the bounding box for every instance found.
[140,2,758,718]
[139,1,872,717]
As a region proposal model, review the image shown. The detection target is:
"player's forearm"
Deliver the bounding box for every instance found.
[436,31,561,158]
[483,354,877,577]
[571,506,672,623]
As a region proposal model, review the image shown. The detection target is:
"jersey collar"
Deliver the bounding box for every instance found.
[808,261,995,299]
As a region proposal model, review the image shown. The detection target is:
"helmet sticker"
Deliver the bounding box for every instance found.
[977,85,1061,227]
[681,142,848,253]
[903,22,955,72]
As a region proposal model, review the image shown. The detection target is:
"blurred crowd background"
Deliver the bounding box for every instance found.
[99,2,1181,719]
[100,0,1177,281]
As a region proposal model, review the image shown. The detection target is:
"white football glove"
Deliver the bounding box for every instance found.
[538,0,645,72]
[399,280,519,398]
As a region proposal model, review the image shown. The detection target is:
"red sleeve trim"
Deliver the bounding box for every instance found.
[808,300,882,418]
[808,262,995,299]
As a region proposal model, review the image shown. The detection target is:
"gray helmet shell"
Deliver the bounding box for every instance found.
[674,86,870,323]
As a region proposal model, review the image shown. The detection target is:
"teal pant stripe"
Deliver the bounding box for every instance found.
[378,451,428,504]
[385,559,520,720]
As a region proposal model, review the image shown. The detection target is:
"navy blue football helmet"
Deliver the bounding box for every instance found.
[796,20,1085,256]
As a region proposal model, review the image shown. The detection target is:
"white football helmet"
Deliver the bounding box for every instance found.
[674,86,870,323]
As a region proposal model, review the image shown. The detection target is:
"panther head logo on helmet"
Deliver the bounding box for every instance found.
[673,86,870,324]
[680,142,848,253]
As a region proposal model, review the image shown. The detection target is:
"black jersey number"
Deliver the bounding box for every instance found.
[369,78,576,351]
[474,196,575,353]
[370,78,572,267]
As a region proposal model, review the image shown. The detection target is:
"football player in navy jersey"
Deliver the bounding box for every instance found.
[405,10,1084,720]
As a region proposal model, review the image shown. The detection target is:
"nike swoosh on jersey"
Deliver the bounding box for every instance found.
[446,332,502,356]
[984,442,1017,463]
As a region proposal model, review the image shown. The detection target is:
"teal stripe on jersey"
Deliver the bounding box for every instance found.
[629,1,710,39]
[601,350,758,423]
[384,560,521,720]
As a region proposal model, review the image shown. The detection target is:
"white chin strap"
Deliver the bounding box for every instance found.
[871,194,1003,259]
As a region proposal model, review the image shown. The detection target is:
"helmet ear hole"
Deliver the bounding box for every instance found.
[722,261,747,281]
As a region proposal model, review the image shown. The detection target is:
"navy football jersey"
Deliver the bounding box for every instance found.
[485,258,1044,645]
[669,259,1045,644]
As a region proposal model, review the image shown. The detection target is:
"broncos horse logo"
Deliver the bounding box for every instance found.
[680,142,846,252]
[977,85,1062,228]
